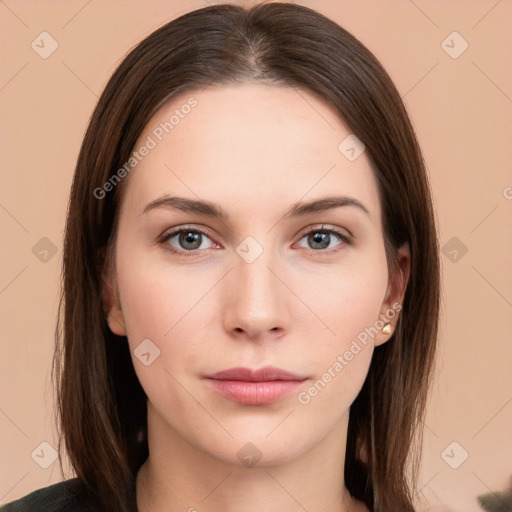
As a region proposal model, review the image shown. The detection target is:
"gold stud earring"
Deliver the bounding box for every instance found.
[382,323,392,335]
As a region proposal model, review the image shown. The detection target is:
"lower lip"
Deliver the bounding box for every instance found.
[205,379,305,405]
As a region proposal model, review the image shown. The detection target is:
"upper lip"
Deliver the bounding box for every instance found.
[205,366,307,382]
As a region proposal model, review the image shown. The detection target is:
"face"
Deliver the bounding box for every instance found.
[103,83,409,467]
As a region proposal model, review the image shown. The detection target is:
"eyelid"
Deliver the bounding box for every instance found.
[295,223,352,241]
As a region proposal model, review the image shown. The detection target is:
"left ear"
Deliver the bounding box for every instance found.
[374,242,410,347]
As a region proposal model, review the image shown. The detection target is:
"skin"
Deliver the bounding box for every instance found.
[102,83,410,512]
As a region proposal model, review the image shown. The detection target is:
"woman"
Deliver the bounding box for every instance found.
[1,2,440,511]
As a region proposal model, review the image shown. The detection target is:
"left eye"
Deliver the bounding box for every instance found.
[296,227,350,251]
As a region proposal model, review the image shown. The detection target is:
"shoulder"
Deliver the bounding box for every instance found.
[0,478,98,512]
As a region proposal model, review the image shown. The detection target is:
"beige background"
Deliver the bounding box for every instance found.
[1,1,511,510]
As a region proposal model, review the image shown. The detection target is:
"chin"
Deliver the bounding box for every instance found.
[199,432,313,469]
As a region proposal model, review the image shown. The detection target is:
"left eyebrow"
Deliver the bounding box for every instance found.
[140,194,370,220]
[282,196,370,218]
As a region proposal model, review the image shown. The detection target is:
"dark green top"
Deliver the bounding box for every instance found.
[0,478,98,512]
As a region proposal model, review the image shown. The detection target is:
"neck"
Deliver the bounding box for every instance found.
[136,405,367,512]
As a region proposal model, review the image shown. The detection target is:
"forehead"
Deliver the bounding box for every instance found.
[120,83,381,224]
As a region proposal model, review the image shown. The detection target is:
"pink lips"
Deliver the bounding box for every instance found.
[204,366,307,405]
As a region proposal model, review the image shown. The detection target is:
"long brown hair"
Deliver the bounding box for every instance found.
[52,2,440,511]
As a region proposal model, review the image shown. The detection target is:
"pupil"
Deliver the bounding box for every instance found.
[310,232,329,249]
[181,231,201,249]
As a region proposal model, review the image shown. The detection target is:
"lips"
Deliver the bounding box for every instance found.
[204,366,308,405]
[206,366,306,382]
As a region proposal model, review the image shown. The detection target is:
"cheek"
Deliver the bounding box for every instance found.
[114,231,193,341]
[296,252,389,351]
[292,251,388,405]
[119,275,170,342]
[114,240,214,377]
[294,294,380,416]
[114,247,204,415]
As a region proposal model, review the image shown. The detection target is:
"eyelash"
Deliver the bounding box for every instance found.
[157,224,352,257]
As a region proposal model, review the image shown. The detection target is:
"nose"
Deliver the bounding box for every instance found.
[222,247,291,341]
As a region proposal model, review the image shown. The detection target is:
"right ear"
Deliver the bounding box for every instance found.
[98,246,127,336]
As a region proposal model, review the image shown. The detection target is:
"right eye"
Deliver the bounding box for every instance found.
[158,226,220,256]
